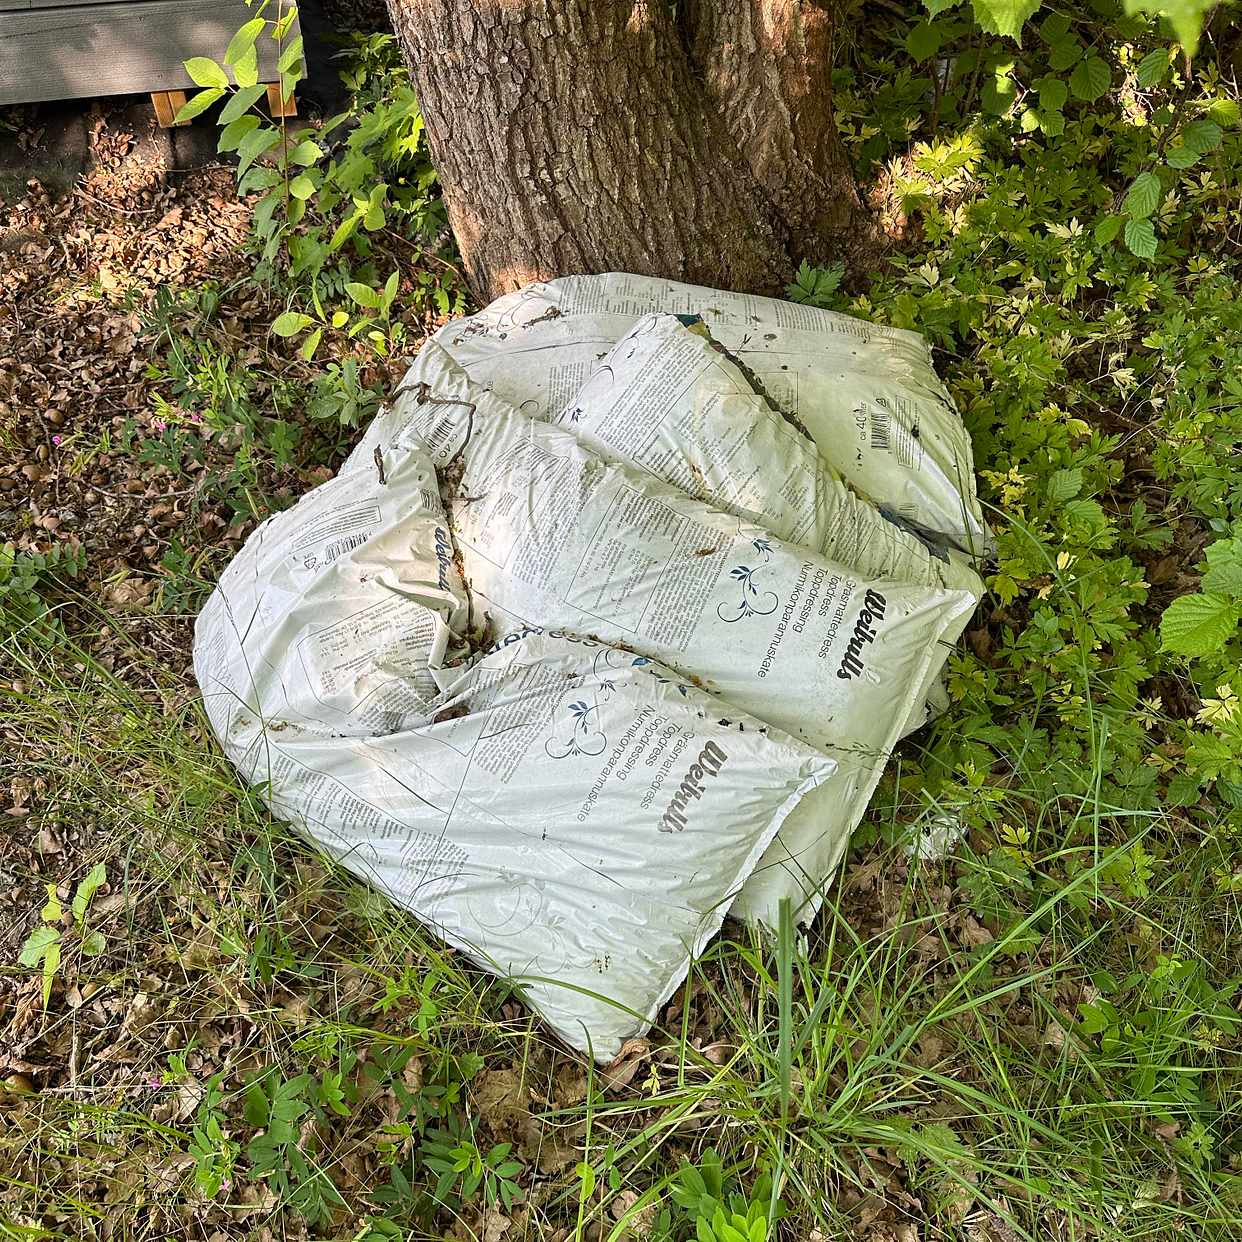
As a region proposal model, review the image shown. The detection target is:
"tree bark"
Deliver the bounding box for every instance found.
[386,0,863,305]
[683,0,866,266]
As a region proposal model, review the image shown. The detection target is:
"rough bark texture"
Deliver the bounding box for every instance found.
[386,0,862,304]
[683,0,865,265]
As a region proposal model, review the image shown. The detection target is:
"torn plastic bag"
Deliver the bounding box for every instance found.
[424,273,991,554]
[193,440,469,745]
[197,608,834,1060]
[370,344,979,926]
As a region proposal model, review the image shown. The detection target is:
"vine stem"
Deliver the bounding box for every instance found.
[277,0,291,219]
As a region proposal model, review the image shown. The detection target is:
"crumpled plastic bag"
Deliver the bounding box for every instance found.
[196,274,989,1056]
[194,452,836,1057]
[362,343,978,926]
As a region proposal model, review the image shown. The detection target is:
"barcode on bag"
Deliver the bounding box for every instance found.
[870,402,891,451]
[325,533,369,563]
[424,412,462,461]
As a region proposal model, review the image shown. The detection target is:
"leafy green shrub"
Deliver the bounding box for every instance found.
[0,541,85,643]
[177,9,463,365]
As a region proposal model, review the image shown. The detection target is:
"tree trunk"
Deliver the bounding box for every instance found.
[683,0,865,267]
[386,0,865,305]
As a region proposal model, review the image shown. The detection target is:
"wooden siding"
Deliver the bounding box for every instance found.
[0,2,298,107]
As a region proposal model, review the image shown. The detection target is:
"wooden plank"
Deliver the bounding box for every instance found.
[0,1,166,11]
[266,80,296,118]
[150,88,189,127]
[0,2,301,107]
[0,2,153,10]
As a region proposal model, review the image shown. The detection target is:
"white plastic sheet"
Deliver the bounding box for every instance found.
[194,444,838,1060]
[366,344,977,926]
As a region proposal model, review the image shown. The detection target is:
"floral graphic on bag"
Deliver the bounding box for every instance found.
[544,648,623,759]
[716,538,779,624]
[545,699,607,759]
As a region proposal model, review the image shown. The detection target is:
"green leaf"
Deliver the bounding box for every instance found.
[289,139,323,167]
[1202,538,1242,597]
[1094,214,1123,243]
[278,36,305,74]
[1078,1000,1113,1036]
[1048,36,1085,71]
[329,213,361,253]
[1160,593,1241,657]
[1069,54,1111,101]
[1165,144,1201,169]
[1123,0,1212,56]
[174,88,224,123]
[1136,47,1169,88]
[920,1121,970,1159]
[274,6,298,39]
[184,57,229,89]
[982,69,1018,114]
[970,0,1042,39]
[41,883,62,924]
[1040,109,1065,136]
[1039,10,1072,41]
[1207,98,1240,127]
[1038,76,1068,112]
[19,924,60,968]
[1124,216,1158,257]
[72,862,106,924]
[224,17,266,67]
[237,126,281,176]
[219,82,266,126]
[382,270,400,312]
[80,929,106,956]
[300,327,324,361]
[239,165,281,195]
[1124,171,1162,219]
[1047,467,1083,504]
[243,1083,269,1128]
[907,20,943,61]
[1166,770,1205,806]
[272,311,315,337]
[40,939,60,1007]
[363,185,388,231]
[1181,117,1222,153]
[345,282,380,309]
[576,1162,596,1198]
[233,44,260,90]
[218,113,262,153]
[288,173,317,200]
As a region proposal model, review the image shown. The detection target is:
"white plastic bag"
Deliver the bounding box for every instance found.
[428,273,991,553]
[370,344,978,926]
[194,440,468,747]
[197,599,834,1059]
[550,312,982,597]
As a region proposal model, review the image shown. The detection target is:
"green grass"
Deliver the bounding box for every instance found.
[5,3,1242,1238]
[2,600,1238,1239]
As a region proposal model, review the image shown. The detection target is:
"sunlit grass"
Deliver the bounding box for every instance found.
[3,590,1238,1240]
